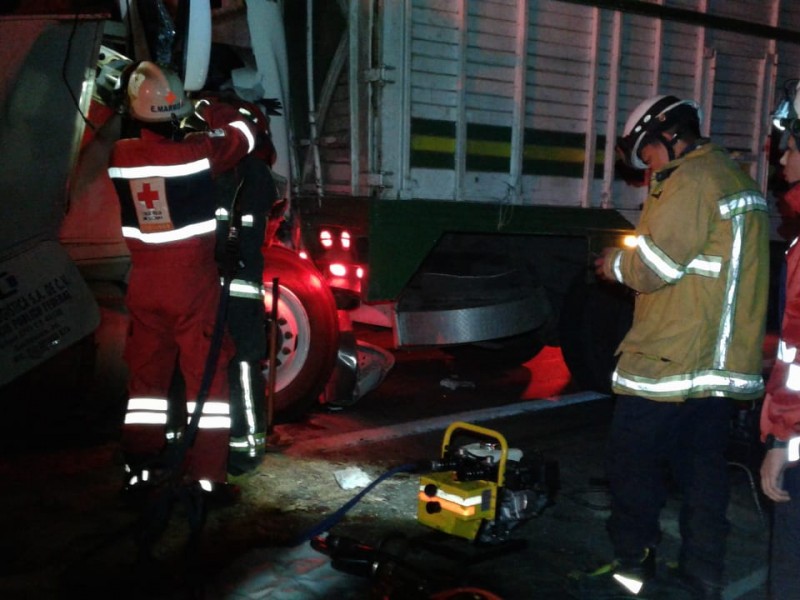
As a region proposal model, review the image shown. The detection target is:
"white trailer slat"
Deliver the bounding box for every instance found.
[412,40,461,61]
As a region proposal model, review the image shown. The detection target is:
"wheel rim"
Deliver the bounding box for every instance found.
[262,284,312,393]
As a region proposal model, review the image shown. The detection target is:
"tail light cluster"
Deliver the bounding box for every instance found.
[315,228,365,293]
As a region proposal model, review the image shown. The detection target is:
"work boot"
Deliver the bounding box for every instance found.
[227,451,265,477]
[120,462,169,509]
[194,480,241,509]
[227,469,257,487]
[567,548,656,598]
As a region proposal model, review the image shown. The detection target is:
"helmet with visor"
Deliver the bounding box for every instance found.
[618,95,702,170]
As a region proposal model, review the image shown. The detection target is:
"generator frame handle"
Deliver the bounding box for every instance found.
[440,421,510,488]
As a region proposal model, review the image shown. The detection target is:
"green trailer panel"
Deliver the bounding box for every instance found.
[367,200,634,300]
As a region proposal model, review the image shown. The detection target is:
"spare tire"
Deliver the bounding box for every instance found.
[262,245,339,422]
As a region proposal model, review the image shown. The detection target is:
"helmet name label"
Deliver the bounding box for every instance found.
[151,100,185,114]
[127,62,191,122]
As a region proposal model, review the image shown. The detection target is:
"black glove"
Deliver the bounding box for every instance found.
[258,98,283,116]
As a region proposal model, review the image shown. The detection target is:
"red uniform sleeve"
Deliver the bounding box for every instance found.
[762,238,800,441]
[181,102,257,176]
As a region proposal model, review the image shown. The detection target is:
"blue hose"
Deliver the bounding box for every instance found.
[289,462,420,546]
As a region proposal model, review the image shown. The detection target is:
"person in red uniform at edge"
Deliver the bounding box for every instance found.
[107,61,257,496]
[761,82,800,600]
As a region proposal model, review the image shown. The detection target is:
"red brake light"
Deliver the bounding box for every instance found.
[329,263,347,277]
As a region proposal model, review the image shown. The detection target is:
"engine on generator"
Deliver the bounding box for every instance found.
[416,422,559,544]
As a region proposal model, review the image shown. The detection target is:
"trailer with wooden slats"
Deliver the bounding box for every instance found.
[278,0,798,390]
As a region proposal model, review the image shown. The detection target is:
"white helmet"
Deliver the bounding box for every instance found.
[126,61,193,123]
[619,95,701,170]
[772,79,800,150]
[792,80,800,116]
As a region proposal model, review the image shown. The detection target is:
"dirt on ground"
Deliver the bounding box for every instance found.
[0,427,432,599]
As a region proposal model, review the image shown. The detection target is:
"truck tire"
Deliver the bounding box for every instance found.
[559,277,633,393]
[262,245,339,422]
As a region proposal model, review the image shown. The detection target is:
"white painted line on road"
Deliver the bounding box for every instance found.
[286,391,609,454]
[723,567,768,600]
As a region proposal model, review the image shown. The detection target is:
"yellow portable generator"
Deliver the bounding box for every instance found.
[416,421,557,544]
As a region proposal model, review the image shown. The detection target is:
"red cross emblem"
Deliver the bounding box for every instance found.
[137,182,160,209]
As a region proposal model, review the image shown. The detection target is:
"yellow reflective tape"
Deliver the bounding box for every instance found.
[417,492,476,517]
[524,145,581,162]
[419,485,484,506]
[411,135,456,153]
[411,134,606,165]
[466,139,510,158]
[524,146,605,164]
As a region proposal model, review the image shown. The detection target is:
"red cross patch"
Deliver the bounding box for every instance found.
[129,177,174,233]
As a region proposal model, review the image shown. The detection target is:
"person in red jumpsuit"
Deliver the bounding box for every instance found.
[107,61,257,494]
[760,102,800,599]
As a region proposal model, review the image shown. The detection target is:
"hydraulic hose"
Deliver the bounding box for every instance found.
[289,462,420,547]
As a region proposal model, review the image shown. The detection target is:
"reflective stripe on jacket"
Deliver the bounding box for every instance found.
[602,143,769,401]
[109,103,256,245]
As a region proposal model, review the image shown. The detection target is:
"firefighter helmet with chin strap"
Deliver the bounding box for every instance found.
[619,95,702,170]
[126,61,193,123]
